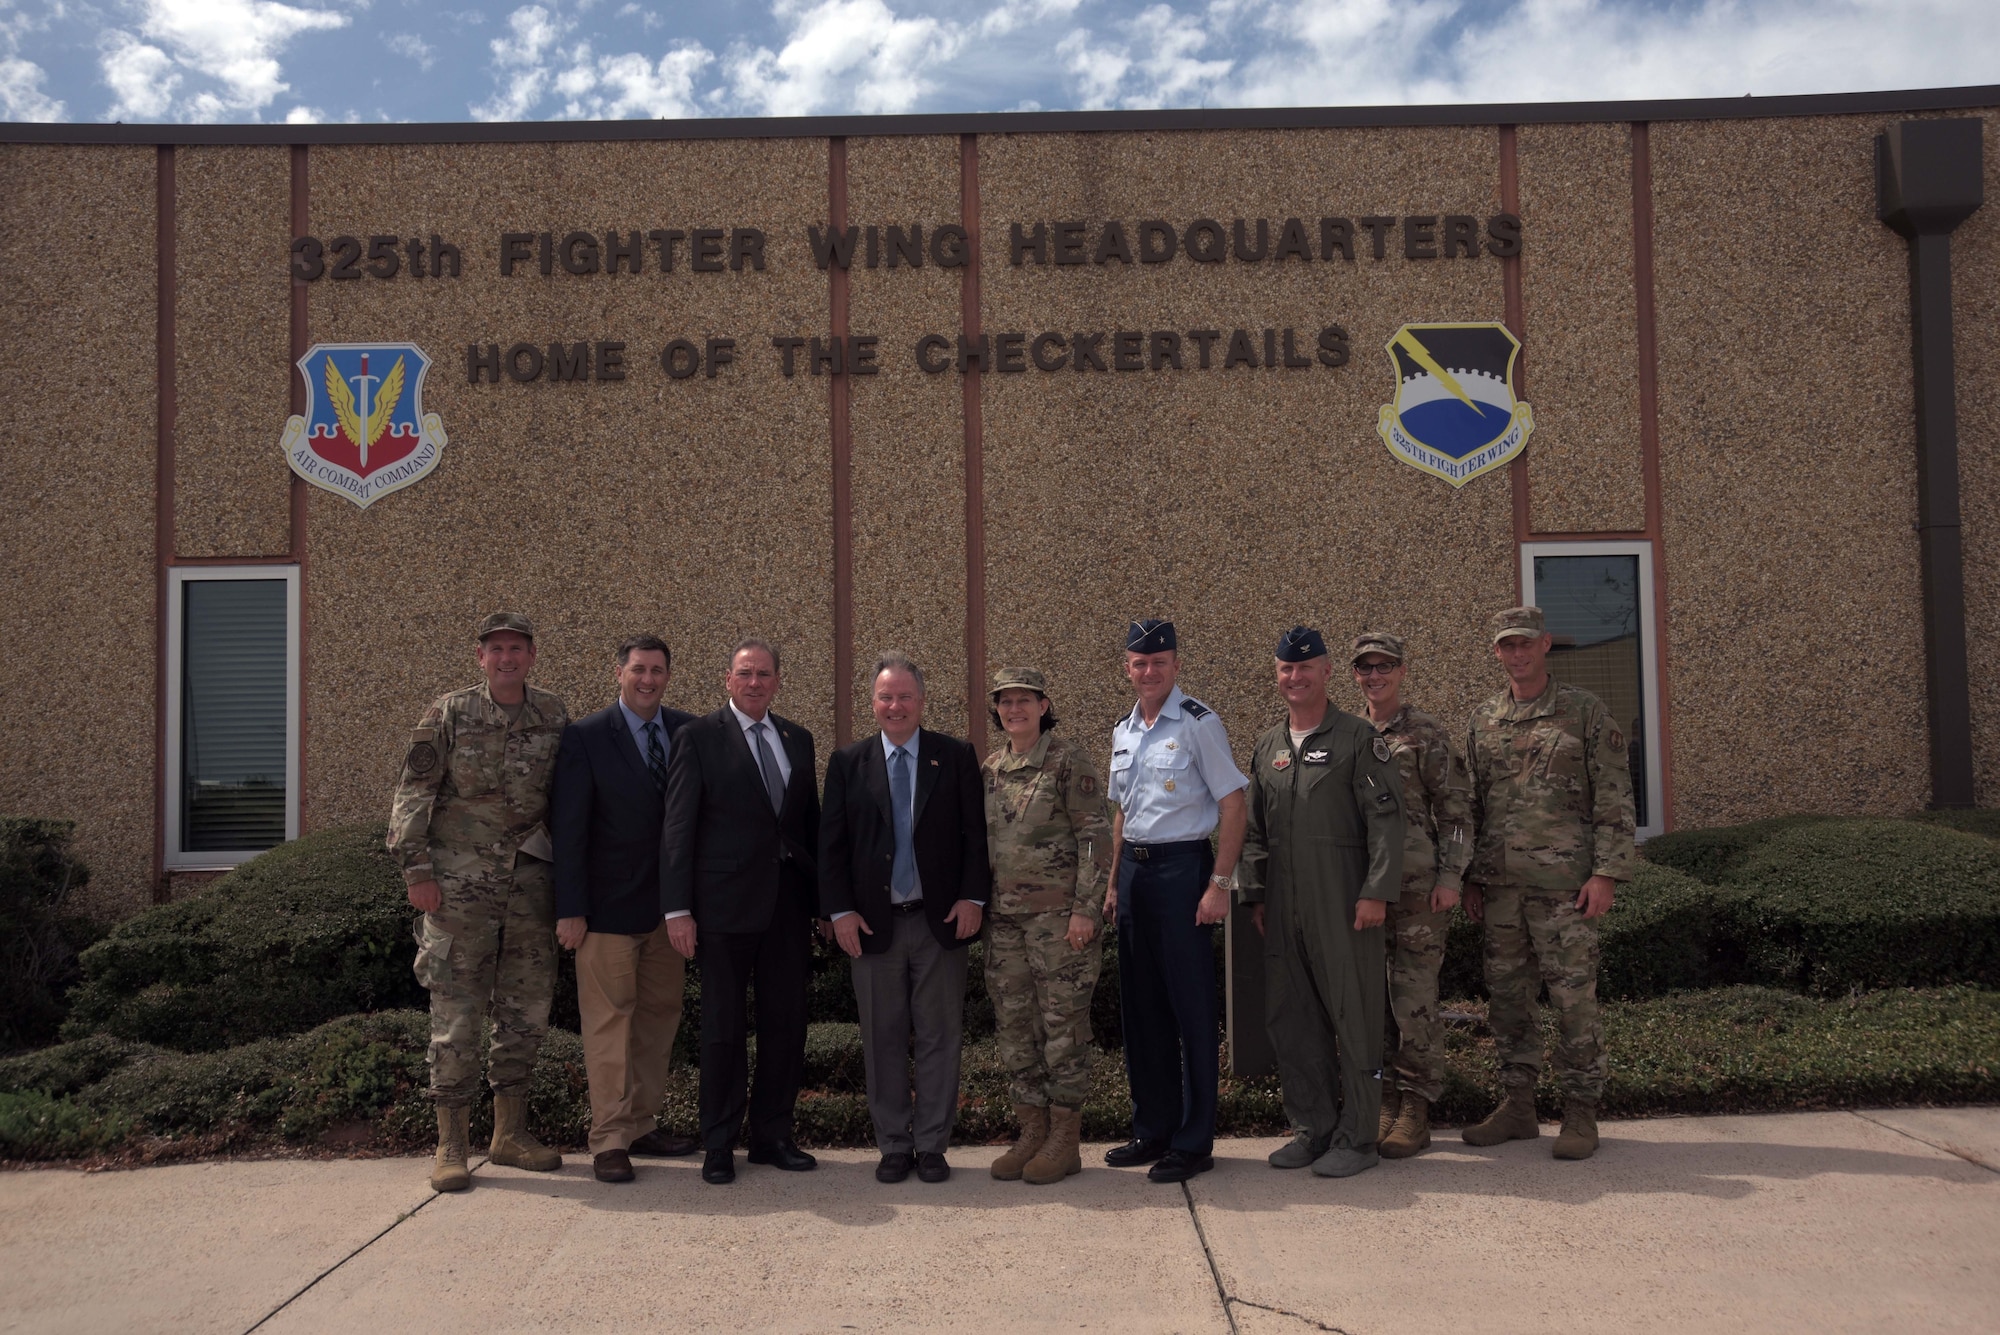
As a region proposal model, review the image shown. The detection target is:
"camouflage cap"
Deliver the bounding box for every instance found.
[1351,631,1406,663]
[1489,605,1546,644]
[989,666,1050,697]
[476,610,536,641]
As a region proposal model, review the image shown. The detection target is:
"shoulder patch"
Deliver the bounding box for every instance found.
[1181,698,1212,719]
[1078,773,1098,796]
[1608,727,1626,753]
[407,740,439,775]
[1371,736,1392,763]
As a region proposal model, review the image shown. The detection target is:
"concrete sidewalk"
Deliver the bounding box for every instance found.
[2,1108,1996,1334]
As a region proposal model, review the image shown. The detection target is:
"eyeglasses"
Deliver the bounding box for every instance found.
[1353,662,1401,677]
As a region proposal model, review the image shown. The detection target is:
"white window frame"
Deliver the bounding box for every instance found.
[1519,540,1667,841]
[164,565,301,870]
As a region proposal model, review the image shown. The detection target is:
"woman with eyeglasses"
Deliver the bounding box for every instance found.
[1349,631,1474,1159]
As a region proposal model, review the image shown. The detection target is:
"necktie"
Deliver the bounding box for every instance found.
[753,721,786,815]
[889,745,916,903]
[644,720,668,793]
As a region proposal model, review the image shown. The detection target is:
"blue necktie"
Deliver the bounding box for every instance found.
[644,720,668,793]
[889,745,916,903]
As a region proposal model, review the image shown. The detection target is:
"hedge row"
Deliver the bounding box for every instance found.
[6,986,1997,1162]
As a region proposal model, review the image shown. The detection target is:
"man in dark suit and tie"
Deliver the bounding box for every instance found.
[820,652,989,1184]
[660,638,822,1185]
[552,634,699,1184]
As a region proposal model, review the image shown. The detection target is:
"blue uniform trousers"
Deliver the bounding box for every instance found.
[1116,842,1218,1155]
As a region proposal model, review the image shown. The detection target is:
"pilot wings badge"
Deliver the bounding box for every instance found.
[279,343,448,508]
[1376,322,1533,488]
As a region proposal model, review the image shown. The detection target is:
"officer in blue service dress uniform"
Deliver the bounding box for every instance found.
[1103,619,1251,1183]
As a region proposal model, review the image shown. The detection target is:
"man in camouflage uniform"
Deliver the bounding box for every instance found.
[389,611,571,1192]
[1351,631,1473,1159]
[1462,606,1635,1160]
[980,667,1111,1185]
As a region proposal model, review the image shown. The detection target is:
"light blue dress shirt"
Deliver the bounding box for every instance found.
[618,699,671,772]
[1107,686,1249,844]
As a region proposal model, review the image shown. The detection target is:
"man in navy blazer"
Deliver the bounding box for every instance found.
[552,634,699,1183]
[659,638,822,1185]
[820,652,989,1184]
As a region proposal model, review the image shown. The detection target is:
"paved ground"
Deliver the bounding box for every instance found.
[2,1108,1996,1334]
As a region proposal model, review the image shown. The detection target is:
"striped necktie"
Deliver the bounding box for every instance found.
[644,720,668,793]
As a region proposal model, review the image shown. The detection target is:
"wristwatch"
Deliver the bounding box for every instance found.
[1209,873,1233,889]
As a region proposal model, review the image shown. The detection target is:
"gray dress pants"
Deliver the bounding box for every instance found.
[850,907,968,1155]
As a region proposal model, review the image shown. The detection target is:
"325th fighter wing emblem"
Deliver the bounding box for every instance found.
[1376,322,1534,488]
[279,343,448,508]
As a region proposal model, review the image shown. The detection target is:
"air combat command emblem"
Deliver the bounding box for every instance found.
[280,343,448,508]
[1376,322,1534,488]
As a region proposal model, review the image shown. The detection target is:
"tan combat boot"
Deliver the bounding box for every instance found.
[1379,1092,1432,1159]
[1460,1086,1540,1147]
[1377,1085,1402,1144]
[430,1105,471,1192]
[1553,1102,1599,1160]
[1022,1105,1083,1185]
[488,1094,562,1171]
[991,1104,1049,1181]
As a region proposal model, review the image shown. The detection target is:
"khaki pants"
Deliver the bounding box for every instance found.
[577,921,687,1153]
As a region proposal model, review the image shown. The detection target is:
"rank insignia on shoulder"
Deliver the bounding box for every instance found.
[1272,751,1292,770]
[1371,736,1392,763]
[1182,699,1211,719]
[1303,749,1329,765]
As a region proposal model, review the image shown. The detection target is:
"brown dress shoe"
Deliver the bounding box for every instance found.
[593,1149,635,1183]
[628,1128,697,1157]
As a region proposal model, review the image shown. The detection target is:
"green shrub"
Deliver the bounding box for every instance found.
[0,818,101,1051]
[0,1032,150,1098]
[1724,819,2000,994]
[0,1091,133,1160]
[1911,808,2000,842]
[1638,814,1837,884]
[63,825,426,1051]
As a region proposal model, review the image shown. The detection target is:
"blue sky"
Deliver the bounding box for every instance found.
[1,0,1995,124]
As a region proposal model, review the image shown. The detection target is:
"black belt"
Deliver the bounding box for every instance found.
[1124,840,1209,861]
[889,899,926,915]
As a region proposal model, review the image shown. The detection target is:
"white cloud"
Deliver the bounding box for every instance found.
[96,0,347,120]
[284,102,323,122]
[0,54,63,120]
[563,45,713,117]
[388,32,435,72]
[723,0,967,115]
[471,2,568,119]
[978,0,1082,40]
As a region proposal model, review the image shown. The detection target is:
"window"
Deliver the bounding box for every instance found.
[1519,541,1666,840]
[165,567,300,868]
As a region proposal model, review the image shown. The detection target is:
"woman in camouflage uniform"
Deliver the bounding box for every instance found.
[1351,632,1474,1158]
[981,667,1112,1185]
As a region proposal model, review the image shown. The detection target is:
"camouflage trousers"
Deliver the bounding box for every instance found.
[1382,886,1450,1102]
[1481,883,1605,1102]
[412,860,557,1106]
[985,910,1101,1108]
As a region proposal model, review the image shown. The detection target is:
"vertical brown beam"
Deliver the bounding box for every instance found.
[1630,122,1676,830]
[1498,125,1528,600]
[152,144,176,898]
[828,137,854,747]
[959,133,987,757]
[290,143,312,832]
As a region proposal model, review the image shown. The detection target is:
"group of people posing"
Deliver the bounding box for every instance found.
[387,605,1635,1194]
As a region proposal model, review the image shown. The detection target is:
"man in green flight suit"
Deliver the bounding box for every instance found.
[1238,626,1405,1177]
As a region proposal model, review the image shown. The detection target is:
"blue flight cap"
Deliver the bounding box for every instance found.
[1126,619,1177,654]
[1275,625,1328,662]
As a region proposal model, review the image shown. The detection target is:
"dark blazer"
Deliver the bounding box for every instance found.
[658,706,820,934]
[551,702,694,934]
[818,728,991,954]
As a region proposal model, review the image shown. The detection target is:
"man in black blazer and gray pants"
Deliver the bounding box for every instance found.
[660,638,821,1184]
[552,634,699,1184]
[820,652,989,1183]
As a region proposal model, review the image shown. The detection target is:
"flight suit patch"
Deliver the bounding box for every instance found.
[1371,736,1392,762]
[1302,749,1329,765]
[1272,751,1292,770]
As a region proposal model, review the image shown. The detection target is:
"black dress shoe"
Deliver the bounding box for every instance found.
[747,1141,818,1171]
[702,1148,736,1184]
[875,1152,913,1183]
[1104,1139,1169,1168]
[593,1149,635,1183]
[916,1151,951,1183]
[628,1128,698,1157]
[1147,1150,1216,1183]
